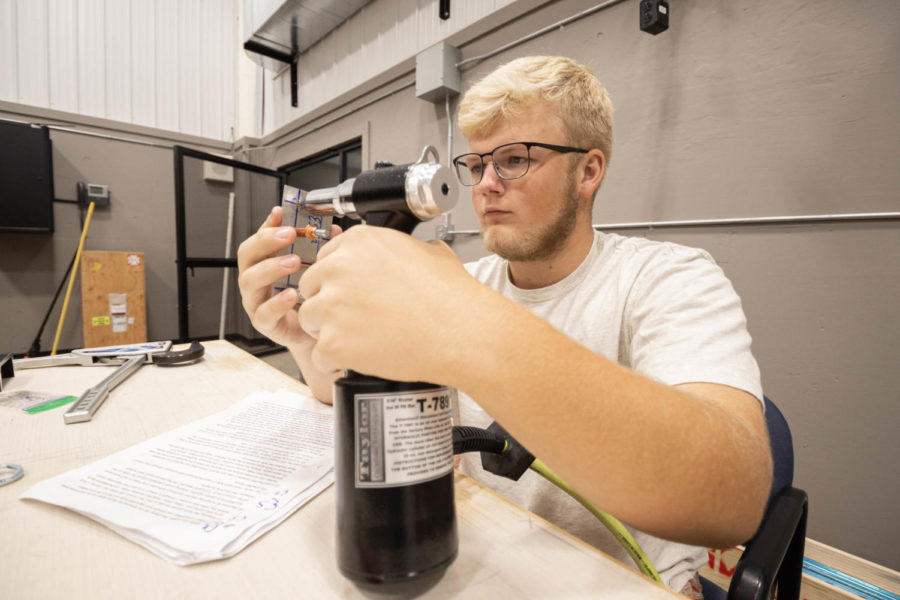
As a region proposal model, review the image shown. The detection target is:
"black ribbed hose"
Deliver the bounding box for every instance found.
[452,426,507,455]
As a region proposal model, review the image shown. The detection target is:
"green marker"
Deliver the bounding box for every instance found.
[26,396,78,414]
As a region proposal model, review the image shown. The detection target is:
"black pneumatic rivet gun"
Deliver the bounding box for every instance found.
[292,146,459,589]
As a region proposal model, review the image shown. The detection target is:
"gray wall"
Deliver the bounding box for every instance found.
[0,104,266,353]
[1,122,179,353]
[257,0,900,569]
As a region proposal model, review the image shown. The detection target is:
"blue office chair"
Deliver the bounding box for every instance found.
[699,396,809,600]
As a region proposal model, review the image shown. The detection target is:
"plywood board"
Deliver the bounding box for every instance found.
[80,250,147,347]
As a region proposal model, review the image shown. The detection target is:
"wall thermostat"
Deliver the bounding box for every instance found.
[77,182,110,206]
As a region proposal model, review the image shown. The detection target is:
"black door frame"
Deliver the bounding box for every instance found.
[172,145,285,341]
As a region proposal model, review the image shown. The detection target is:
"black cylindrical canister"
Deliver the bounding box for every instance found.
[334,372,458,585]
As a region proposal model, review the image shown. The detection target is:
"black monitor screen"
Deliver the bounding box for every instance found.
[0,120,55,233]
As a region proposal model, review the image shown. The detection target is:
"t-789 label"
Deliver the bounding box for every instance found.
[355,387,455,488]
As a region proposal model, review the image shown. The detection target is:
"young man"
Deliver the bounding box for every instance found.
[237,56,772,597]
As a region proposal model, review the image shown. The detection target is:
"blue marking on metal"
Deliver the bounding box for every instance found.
[803,558,899,600]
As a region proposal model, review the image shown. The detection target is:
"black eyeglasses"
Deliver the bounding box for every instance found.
[452,142,589,186]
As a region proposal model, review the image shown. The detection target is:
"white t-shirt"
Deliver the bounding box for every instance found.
[458,230,763,592]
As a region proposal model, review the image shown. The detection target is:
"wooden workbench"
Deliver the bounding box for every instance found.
[0,340,679,599]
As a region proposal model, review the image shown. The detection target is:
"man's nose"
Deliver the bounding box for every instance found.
[476,159,504,190]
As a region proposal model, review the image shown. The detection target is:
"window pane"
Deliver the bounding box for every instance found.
[345,146,362,178]
[286,154,341,190]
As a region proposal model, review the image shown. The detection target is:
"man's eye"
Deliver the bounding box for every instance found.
[498,155,527,169]
[468,163,483,175]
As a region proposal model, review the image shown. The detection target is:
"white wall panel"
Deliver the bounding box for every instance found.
[16,0,50,107]
[459,0,514,24]
[329,15,350,101]
[105,0,131,122]
[417,0,455,51]
[131,0,156,127]
[77,0,107,118]
[154,0,180,132]
[48,0,79,113]
[345,9,366,89]
[0,1,20,102]
[1,0,236,141]
[302,37,322,112]
[362,2,387,77]
[396,0,418,60]
[199,0,221,139]
[221,0,236,142]
[236,4,261,140]
[178,1,202,136]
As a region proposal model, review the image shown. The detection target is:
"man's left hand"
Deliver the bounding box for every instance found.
[297,225,479,382]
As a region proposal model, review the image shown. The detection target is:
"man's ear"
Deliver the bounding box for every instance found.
[578,150,606,199]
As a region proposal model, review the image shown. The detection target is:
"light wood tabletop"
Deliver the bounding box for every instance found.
[0,340,680,599]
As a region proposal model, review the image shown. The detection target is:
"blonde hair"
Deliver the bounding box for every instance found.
[458,56,614,164]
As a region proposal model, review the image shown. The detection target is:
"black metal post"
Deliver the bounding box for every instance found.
[290,60,298,107]
[172,145,286,343]
[243,40,298,108]
[173,146,189,341]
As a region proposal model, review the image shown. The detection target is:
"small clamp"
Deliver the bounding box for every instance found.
[0,464,24,487]
[151,340,205,366]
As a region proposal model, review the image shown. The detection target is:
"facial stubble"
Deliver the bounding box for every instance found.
[481,170,582,262]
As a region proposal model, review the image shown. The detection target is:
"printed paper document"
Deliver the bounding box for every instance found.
[22,389,334,565]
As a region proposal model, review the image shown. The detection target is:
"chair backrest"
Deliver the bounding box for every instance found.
[763,396,794,502]
[701,395,803,600]
[741,395,794,550]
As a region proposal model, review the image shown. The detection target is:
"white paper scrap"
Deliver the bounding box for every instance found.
[22,389,334,565]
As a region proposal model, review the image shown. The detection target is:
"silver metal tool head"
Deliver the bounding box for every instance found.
[405,161,457,221]
[296,145,458,224]
[303,179,356,217]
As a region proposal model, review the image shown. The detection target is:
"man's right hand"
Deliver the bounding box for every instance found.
[237,206,342,403]
[237,206,341,348]
[237,206,309,347]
